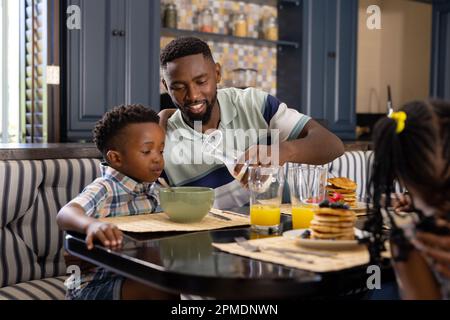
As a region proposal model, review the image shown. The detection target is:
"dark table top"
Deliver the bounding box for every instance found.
[65,211,393,299]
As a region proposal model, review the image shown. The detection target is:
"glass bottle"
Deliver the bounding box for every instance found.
[201,130,250,182]
[163,3,177,29]
[232,13,247,37]
[198,8,213,33]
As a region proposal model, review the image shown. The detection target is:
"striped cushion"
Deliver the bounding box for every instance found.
[0,159,101,290]
[0,276,67,300]
[328,151,374,200]
[0,160,43,228]
[328,151,404,200]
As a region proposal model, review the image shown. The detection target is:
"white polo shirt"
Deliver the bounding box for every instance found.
[162,87,311,209]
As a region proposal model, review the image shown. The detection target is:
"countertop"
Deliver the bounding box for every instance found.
[0,141,372,161]
[0,143,102,160]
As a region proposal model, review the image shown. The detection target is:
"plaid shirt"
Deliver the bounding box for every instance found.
[65,163,159,298]
[69,163,159,218]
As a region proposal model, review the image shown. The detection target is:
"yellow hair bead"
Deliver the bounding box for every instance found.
[389,111,407,134]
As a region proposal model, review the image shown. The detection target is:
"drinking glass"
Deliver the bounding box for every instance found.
[248,166,284,233]
[287,164,328,229]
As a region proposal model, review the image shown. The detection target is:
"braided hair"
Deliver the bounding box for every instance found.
[93,104,160,158]
[365,99,450,262]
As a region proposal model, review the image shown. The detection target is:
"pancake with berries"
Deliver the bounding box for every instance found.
[327,177,357,208]
[310,200,356,240]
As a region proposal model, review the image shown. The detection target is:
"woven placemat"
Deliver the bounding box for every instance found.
[213,236,370,273]
[99,210,249,233]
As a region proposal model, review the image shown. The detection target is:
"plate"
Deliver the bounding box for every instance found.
[282,228,368,250]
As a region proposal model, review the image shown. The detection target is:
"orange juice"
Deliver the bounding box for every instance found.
[250,205,281,226]
[291,206,315,229]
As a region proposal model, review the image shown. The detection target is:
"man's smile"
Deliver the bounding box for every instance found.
[187,102,206,114]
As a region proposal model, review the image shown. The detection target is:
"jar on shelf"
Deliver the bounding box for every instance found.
[232,13,247,37]
[198,8,213,33]
[261,15,278,41]
[163,3,177,29]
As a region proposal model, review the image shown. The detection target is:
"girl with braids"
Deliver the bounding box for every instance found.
[367,99,450,299]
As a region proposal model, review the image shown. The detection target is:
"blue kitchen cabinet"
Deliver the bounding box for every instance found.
[64,0,160,141]
[431,1,450,100]
[298,0,358,140]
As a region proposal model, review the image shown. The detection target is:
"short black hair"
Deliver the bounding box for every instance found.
[160,37,214,68]
[93,104,160,156]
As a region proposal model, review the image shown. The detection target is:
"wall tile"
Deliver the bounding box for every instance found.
[160,0,277,96]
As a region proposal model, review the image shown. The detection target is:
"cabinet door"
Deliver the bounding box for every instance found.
[431,1,450,100]
[301,0,357,140]
[64,0,160,141]
[65,0,124,141]
[123,0,160,108]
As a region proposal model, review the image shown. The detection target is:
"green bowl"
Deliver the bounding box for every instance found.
[159,187,215,223]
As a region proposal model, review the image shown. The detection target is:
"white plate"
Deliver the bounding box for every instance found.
[282,228,367,250]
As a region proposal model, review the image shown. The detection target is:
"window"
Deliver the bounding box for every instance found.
[0,0,20,143]
[1,0,56,143]
[22,0,48,143]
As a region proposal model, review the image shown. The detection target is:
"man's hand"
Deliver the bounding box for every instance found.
[85,221,123,251]
[233,145,272,186]
[158,108,176,131]
[232,144,290,188]
[415,219,450,279]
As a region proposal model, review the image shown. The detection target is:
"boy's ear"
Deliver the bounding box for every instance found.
[106,150,122,167]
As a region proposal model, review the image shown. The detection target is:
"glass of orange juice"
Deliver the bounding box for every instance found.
[287,164,328,229]
[248,166,284,233]
[291,205,315,229]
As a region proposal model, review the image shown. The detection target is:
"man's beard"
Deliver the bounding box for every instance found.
[178,94,217,125]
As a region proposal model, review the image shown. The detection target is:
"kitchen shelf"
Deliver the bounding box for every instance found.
[229,0,300,6]
[230,0,277,6]
[161,28,300,49]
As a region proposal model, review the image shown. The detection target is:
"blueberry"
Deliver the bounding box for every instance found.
[330,202,340,209]
[300,229,311,239]
[319,199,330,208]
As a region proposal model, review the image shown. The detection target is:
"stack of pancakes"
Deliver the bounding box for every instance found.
[310,207,356,240]
[326,177,357,208]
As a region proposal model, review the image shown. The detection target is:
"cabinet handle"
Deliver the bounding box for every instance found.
[328,52,336,59]
[112,30,120,36]
[119,30,126,37]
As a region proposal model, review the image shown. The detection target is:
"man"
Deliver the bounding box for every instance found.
[159,37,344,209]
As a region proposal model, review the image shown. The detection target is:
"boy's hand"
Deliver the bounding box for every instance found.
[85,221,123,250]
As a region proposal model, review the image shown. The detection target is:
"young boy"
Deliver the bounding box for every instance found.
[57,104,175,300]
